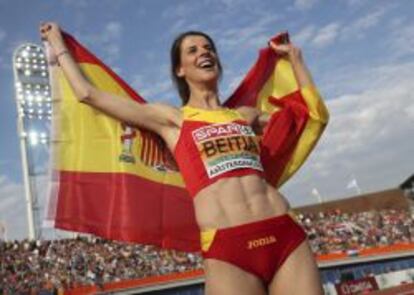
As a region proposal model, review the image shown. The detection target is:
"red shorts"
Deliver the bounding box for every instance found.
[201,214,307,284]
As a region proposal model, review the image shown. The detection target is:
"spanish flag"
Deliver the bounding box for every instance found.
[45,32,328,252]
[225,34,329,187]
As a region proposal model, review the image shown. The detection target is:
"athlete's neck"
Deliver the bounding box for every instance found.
[186,87,220,110]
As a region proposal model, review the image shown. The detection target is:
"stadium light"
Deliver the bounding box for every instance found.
[12,43,51,240]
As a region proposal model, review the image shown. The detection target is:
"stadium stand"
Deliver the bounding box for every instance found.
[1,185,414,294]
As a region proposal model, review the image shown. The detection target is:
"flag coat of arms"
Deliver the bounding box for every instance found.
[45,32,329,252]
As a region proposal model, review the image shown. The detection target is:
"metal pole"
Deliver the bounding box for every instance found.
[17,112,36,239]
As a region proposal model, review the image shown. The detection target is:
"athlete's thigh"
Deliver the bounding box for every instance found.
[268,239,323,295]
[204,258,267,295]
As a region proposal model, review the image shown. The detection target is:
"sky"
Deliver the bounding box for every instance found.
[0,0,413,240]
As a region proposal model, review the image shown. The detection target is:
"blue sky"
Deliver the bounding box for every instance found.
[0,0,413,239]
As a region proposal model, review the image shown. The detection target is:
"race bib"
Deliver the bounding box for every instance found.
[192,123,263,178]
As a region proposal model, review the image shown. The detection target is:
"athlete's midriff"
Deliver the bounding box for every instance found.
[193,175,290,230]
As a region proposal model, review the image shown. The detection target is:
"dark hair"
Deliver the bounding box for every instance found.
[170,31,222,105]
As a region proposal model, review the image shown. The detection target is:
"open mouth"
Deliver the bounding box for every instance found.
[198,59,215,70]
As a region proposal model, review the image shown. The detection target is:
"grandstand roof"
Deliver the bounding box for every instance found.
[400,174,414,190]
[294,188,409,214]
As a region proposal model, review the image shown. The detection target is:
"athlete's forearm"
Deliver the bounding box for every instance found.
[49,35,94,102]
[289,54,315,89]
[257,113,270,134]
[269,38,315,89]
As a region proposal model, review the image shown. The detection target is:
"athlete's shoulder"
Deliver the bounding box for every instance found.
[151,102,179,112]
[236,106,260,125]
[144,102,182,131]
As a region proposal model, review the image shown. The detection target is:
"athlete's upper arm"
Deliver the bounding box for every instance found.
[84,88,181,133]
[237,107,270,135]
[237,106,260,125]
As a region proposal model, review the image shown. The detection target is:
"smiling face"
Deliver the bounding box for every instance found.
[176,35,220,85]
[171,31,223,104]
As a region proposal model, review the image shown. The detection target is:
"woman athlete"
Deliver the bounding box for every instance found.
[40,22,324,295]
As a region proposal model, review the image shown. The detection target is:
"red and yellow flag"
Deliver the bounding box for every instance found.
[45,32,328,252]
[224,34,329,187]
[45,33,198,251]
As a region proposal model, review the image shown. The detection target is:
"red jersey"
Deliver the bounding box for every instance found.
[174,105,264,197]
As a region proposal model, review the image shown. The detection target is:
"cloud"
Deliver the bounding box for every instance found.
[214,14,279,52]
[0,28,6,42]
[130,70,175,104]
[295,7,389,49]
[321,60,414,99]
[101,22,123,61]
[341,7,387,40]
[77,21,123,64]
[282,60,414,206]
[311,22,341,48]
[168,19,188,35]
[166,18,203,37]
[205,0,240,8]
[62,0,90,8]
[161,2,196,19]
[105,22,122,36]
[340,0,369,7]
[0,158,52,240]
[130,74,145,91]
[353,8,386,29]
[140,80,174,102]
[294,0,319,10]
[292,25,316,46]
[0,37,26,70]
[225,73,244,96]
[388,22,414,59]
[0,175,27,240]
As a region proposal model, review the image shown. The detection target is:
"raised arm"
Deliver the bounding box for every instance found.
[259,34,329,186]
[238,36,316,130]
[269,36,329,124]
[269,39,314,88]
[39,22,181,136]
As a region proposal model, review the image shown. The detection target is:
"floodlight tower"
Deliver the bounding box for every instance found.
[12,43,52,240]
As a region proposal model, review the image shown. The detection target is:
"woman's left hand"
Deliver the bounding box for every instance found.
[269,38,303,63]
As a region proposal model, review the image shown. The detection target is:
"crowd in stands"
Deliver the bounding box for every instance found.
[1,208,413,293]
[297,209,414,255]
[0,237,203,294]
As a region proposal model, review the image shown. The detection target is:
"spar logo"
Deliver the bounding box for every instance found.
[192,122,263,178]
[193,123,254,141]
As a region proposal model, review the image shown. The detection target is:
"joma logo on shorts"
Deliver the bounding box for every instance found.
[247,235,277,249]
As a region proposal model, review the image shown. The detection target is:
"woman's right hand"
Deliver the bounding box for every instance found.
[40,22,64,47]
